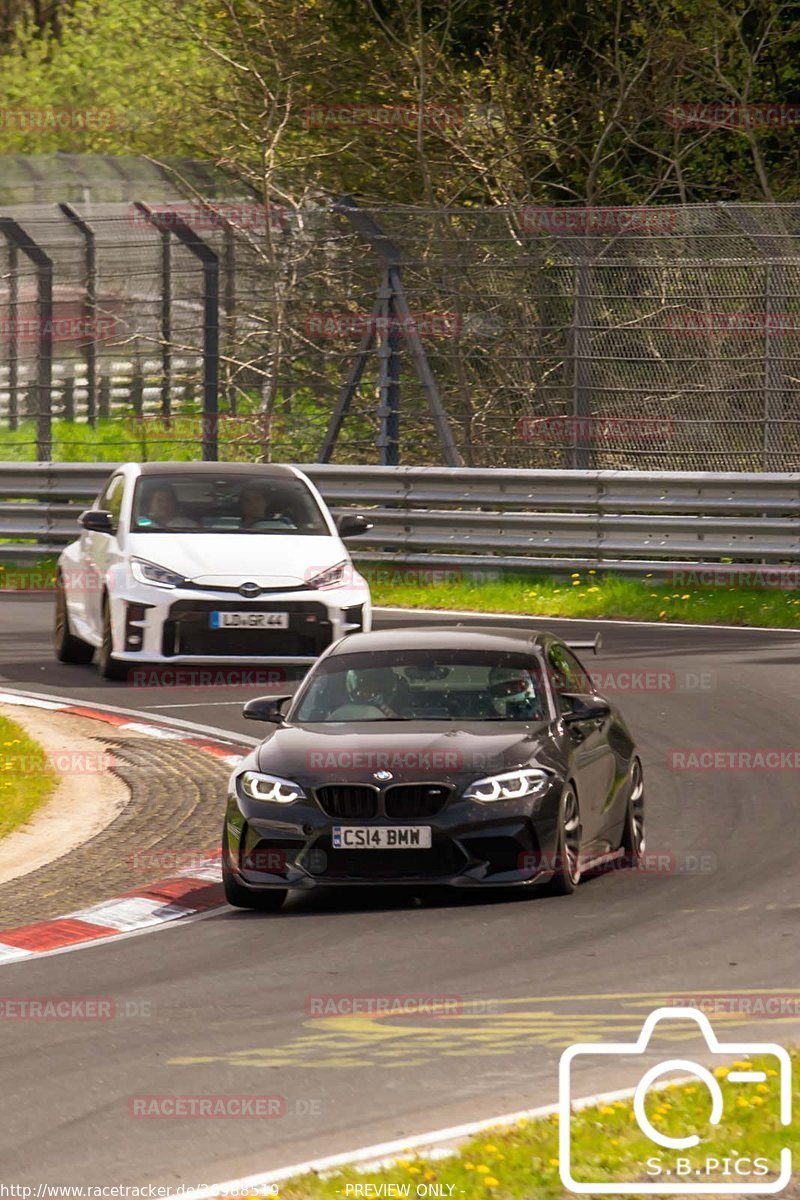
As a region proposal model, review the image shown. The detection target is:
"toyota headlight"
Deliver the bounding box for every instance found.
[239,771,306,804]
[130,558,186,589]
[307,560,350,590]
[463,769,551,803]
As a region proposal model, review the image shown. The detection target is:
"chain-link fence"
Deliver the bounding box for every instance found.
[1,197,799,468]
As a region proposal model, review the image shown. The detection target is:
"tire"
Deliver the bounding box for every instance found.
[222,854,287,912]
[97,596,127,681]
[54,578,94,665]
[620,758,645,866]
[546,784,582,896]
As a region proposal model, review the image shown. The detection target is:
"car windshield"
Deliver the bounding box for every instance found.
[130,473,329,534]
[293,648,548,722]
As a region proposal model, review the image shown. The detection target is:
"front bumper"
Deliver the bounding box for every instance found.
[109,579,371,665]
[224,781,563,890]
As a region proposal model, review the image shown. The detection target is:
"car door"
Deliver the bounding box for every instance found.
[83,473,125,632]
[546,643,616,848]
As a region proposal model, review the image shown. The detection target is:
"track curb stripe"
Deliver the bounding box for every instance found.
[0,692,244,964]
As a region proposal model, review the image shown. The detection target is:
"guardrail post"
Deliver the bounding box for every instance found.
[133,203,219,460]
[0,218,53,459]
[58,204,98,427]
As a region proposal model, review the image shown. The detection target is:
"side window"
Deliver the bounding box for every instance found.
[547,645,594,714]
[98,476,124,528]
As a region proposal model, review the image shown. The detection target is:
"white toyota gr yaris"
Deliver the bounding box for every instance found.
[55,462,373,679]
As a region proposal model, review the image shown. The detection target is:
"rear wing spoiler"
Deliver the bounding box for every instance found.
[566,634,602,655]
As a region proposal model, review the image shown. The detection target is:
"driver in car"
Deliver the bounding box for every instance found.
[140,484,198,529]
[487,666,543,720]
[342,668,410,718]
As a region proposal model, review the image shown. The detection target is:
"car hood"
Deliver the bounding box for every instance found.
[254,722,556,786]
[125,533,346,588]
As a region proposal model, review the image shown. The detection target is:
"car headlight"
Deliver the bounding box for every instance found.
[130,558,186,589]
[239,771,306,804]
[463,769,551,803]
[307,560,350,590]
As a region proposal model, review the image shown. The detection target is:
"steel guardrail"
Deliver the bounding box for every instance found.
[0,463,798,575]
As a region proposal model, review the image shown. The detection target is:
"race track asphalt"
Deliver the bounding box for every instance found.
[1,594,799,1187]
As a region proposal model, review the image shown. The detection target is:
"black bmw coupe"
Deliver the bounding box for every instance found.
[221,625,645,910]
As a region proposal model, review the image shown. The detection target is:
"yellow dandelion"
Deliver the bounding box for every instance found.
[484,1179,500,1188]
[549,1157,560,1167]
[476,1165,491,1174]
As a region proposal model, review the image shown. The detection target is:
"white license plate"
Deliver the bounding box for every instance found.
[210,611,289,629]
[332,826,432,850]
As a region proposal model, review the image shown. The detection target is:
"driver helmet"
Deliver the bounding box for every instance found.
[488,666,538,717]
[345,668,395,709]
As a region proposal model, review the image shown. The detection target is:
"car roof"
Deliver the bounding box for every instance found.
[135,462,299,478]
[327,625,553,657]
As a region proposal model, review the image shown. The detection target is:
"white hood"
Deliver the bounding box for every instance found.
[125,532,347,588]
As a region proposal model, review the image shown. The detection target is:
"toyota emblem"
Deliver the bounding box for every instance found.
[239,582,262,598]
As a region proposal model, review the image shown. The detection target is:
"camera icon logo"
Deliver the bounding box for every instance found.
[559,1006,792,1194]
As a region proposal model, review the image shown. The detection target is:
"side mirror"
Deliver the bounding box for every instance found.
[561,693,611,722]
[79,509,115,533]
[242,694,293,724]
[337,513,374,539]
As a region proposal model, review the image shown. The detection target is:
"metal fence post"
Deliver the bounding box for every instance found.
[133,203,219,460]
[376,268,401,465]
[7,242,18,431]
[160,228,172,422]
[764,260,786,472]
[572,258,592,470]
[58,204,98,427]
[0,218,52,459]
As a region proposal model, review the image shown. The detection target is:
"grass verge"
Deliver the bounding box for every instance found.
[368,570,800,628]
[0,713,58,839]
[281,1051,797,1199]
[2,561,800,629]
